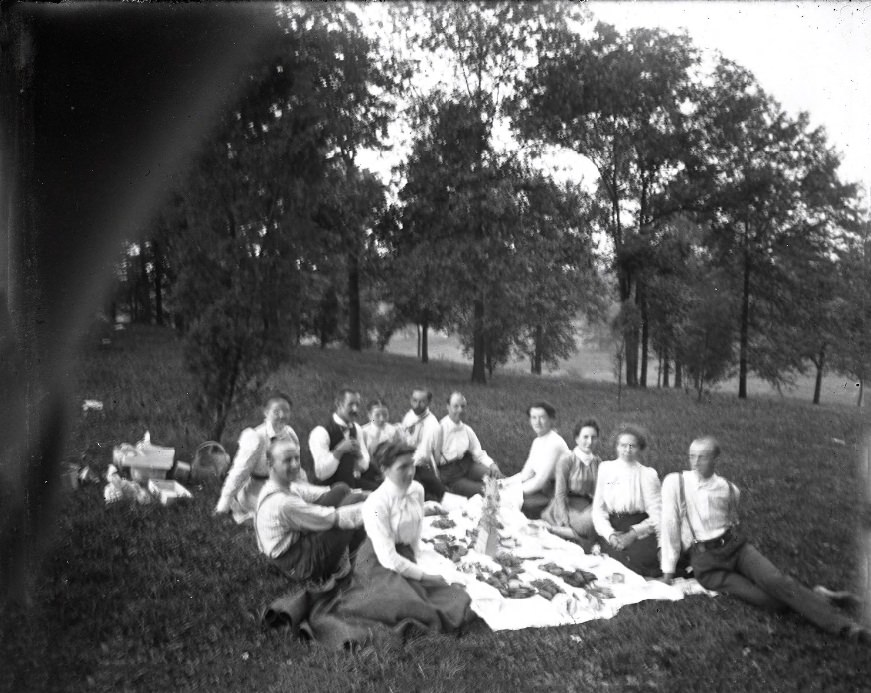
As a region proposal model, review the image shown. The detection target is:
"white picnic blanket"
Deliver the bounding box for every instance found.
[419,495,714,631]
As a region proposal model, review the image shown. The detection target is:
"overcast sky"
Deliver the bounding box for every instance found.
[589,1,871,197]
[357,1,871,202]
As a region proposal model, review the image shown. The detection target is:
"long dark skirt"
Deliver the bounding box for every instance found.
[597,512,661,578]
[262,539,475,649]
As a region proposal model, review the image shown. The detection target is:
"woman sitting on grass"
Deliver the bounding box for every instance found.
[271,441,475,648]
[591,423,662,578]
[519,401,570,519]
[215,392,303,523]
[336,440,473,635]
[542,418,601,543]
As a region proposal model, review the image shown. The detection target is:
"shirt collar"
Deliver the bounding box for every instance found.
[573,447,594,465]
[409,408,431,422]
[383,477,411,499]
[693,471,720,488]
[265,421,279,438]
[333,413,353,429]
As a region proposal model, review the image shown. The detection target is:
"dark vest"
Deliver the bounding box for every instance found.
[325,417,357,449]
[323,417,359,483]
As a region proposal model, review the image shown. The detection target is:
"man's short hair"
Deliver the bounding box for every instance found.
[412,388,433,403]
[447,391,465,404]
[693,435,721,458]
[267,439,300,465]
[334,387,359,409]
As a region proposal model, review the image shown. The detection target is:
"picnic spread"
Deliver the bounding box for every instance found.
[415,487,711,632]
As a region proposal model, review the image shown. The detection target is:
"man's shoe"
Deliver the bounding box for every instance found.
[814,585,861,609]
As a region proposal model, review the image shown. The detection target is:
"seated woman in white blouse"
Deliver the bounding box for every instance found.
[542,418,601,542]
[335,441,473,637]
[519,401,570,519]
[591,423,662,577]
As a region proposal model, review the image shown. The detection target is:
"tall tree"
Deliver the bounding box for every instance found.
[391,2,583,382]
[686,60,856,398]
[514,22,699,387]
[163,5,392,437]
[831,222,871,407]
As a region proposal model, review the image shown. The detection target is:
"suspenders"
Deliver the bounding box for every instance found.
[678,471,739,548]
[253,486,284,555]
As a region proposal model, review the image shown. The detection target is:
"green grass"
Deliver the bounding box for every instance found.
[2,325,870,692]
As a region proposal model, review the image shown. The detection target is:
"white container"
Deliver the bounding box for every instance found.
[121,442,175,483]
[148,479,192,506]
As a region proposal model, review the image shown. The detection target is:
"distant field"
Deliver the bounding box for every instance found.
[386,326,862,408]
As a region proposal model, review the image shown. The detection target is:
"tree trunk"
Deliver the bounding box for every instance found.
[738,240,751,399]
[859,378,865,408]
[421,315,429,364]
[638,282,648,388]
[674,359,682,388]
[347,244,361,351]
[288,262,301,346]
[624,323,639,387]
[471,297,486,384]
[152,239,164,326]
[618,268,638,387]
[532,324,543,375]
[662,347,670,388]
[416,323,421,359]
[812,347,825,405]
[137,242,152,324]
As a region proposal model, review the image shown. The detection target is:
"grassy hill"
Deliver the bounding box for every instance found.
[385,325,862,408]
[2,325,870,692]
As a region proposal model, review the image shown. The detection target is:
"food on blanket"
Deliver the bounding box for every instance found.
[474,566,534,598]
[530,578,565,601]
[430,517,456,530]
[585,584,614,600]
[539,562,599,588]
[423,500,447,516]
[431,539,469,563]
[493,551,523,569]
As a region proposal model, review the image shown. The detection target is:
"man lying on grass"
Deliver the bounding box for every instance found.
[255,440,366,584]
[661,436,870,643]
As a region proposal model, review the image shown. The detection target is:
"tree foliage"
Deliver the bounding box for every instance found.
[684,59,857,397]
[160,6,395,437]
[514,22,699,387]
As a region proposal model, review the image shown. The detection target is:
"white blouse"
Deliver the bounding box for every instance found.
[591,459,662,540]
[362,478,426,580]
[520,430,570,495]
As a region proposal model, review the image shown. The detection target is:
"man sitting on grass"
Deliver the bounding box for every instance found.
[434,391,504,497]
[400,387,445,501]
[661,436,870,643]
[308,388,380,491]
[255,440,366,583]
